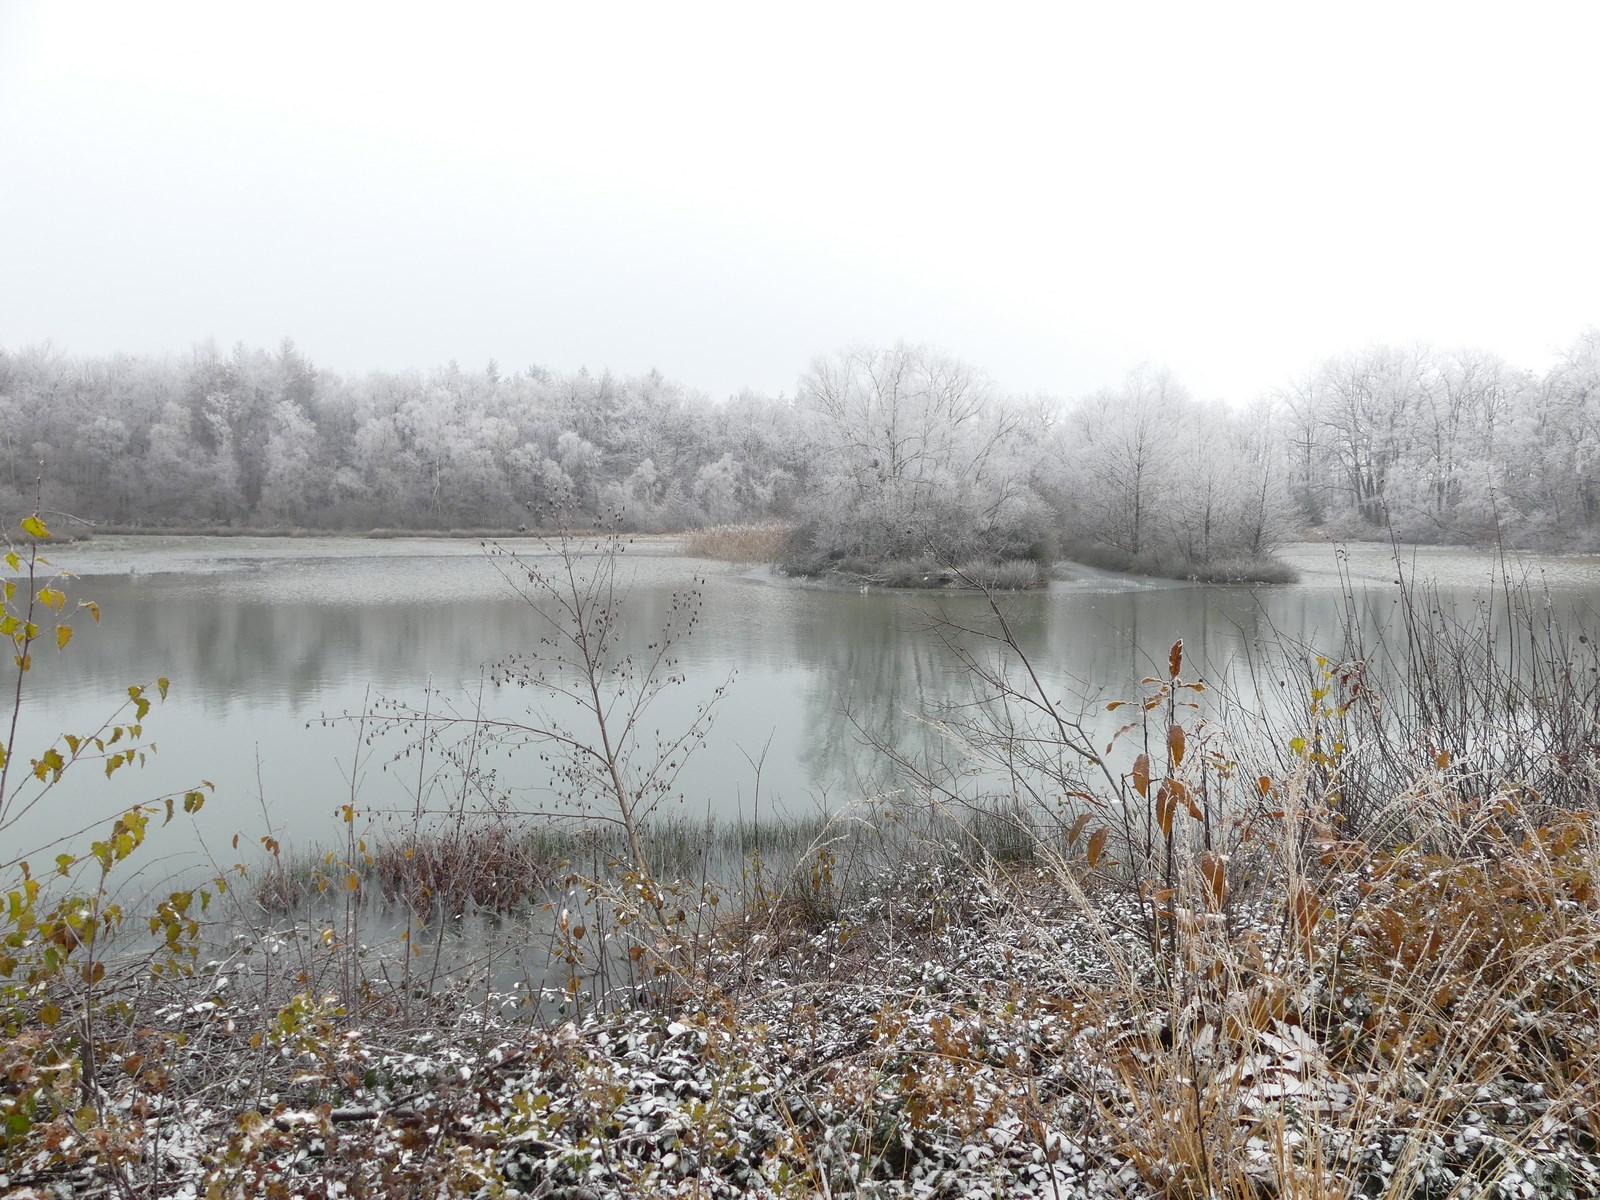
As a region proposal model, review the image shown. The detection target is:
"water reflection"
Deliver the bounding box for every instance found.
[8,539,1600,867]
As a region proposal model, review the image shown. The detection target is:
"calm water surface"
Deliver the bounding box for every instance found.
[7,536,1600,870]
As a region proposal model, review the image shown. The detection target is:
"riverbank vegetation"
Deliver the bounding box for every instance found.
[679,523,791,563]
[7,327,1598,577]
[5,509,1600,1197]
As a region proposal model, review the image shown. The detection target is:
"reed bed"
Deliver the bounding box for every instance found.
[680,522,793,562]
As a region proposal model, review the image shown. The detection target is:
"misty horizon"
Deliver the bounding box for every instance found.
[3,3,1597,406]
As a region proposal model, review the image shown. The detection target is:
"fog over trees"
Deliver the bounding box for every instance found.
[3,329,1598,563]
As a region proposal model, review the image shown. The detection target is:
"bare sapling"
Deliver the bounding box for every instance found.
[363,508,730,884]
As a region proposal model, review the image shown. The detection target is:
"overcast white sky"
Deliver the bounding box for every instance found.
[2,2,1596,403]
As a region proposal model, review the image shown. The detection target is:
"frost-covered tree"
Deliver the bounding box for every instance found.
[1060,366,1184,558]
[796,343,1048,563]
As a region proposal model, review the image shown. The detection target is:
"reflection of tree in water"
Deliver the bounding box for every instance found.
[36,552,1600,843]
[49,579,543,712]
[795,593,959,803]
[793,585,1350,812]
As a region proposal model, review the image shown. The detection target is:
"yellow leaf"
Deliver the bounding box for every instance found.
[157,676,169,700]
[21,515,48,540]
[56,625,72,650]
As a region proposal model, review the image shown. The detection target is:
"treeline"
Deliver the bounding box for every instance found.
[2,329,1597,564]
[0,341,804,534]
[1279,336,1600,545]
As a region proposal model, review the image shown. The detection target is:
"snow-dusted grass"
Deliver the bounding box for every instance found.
[780,554,1046,591]
[6,788,1598,1198]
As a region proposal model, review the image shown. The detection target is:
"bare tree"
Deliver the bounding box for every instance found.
[798,342,1046,562]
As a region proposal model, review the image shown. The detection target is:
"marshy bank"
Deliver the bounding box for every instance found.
[9,780,1599,1199]
[683,521,1296,589]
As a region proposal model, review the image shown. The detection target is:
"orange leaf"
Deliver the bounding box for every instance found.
[1168,639,1183,679]
[1434,748,1451,770]
[1167,723,1186,766]
[1257,775,1274,796]
[1132,754,1151,798]
[1183,781,1203,820]
[1156,780,1177,836]
[1086,826,1109,868]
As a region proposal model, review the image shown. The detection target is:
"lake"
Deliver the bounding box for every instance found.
[6,535,1600,875]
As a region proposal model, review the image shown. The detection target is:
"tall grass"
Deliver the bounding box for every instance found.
[680,522,793,562]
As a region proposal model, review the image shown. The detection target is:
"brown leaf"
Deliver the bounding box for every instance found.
[1199,852,1227,907]
[1180,779,1203,820]
[1292,888,1321,939]
[1066,812,1094,847]
[1086,826,1109,868]
[1167,723,1186,766]
[1132,753,1151,798]
[1168,639,1183,679]
[1156,780,1177,836]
